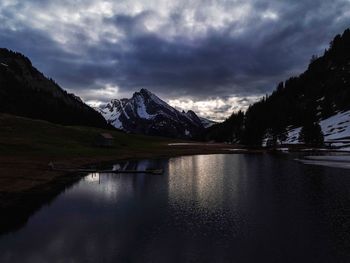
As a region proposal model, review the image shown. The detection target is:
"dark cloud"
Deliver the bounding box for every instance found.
[0,0,349,118]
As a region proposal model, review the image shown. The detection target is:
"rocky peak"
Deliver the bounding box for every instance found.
[96,89,215,138]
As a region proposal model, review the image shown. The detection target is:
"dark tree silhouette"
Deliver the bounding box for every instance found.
[0,48,109,128]
[299,122,324,146]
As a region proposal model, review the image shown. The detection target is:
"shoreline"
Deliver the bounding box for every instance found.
[0,143,256,235]
[1,143,348,235]
[0,143,261,192]
[1,144,347,207]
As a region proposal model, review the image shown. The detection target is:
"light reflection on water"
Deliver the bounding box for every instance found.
[0,154,350,263]
[80,173,126,202]
[84,173,100,182]
[168,155,241,210]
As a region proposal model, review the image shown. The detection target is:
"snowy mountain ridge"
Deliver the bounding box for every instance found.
[96,89,215,138]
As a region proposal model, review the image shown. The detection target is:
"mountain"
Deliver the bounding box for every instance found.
[205,28,350,145]
[96,89,214,138]
[0,48,108,128]
[199,116,217,128]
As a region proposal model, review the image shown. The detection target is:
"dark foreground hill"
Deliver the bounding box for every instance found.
[0,48,108,128]
[205,28,350,145]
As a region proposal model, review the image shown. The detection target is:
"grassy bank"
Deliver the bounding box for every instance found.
[0,113,181,157]
[0,113,241,194]
[0,113,244,234]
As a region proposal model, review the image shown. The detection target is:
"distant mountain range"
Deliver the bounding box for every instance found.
[0,48,108,128]
[96,89,216,138]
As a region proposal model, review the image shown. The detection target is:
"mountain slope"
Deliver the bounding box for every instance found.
[243,28,350,145]
[206,28,350,145]
[97,89,212,138]
[199,117,217,128]
[285,110,350,149]
[0,48,108,128]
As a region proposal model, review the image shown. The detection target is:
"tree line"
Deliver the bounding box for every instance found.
[204,28,350,147]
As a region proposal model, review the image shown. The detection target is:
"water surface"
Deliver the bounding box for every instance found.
[0,154,350,262]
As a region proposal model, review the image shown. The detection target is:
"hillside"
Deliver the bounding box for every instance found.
[0,48,108,128]
[0,113,234,194]
[206,28,350,145]
[0,113,175,157]
[284,110,350,150]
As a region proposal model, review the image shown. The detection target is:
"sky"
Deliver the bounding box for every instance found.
[0,0,349,121]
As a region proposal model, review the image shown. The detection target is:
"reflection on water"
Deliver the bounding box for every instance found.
[0,154,350,263]
[168,155,245,211]
[81,172,127,201]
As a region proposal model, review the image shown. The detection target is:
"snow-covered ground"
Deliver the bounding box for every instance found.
[284,110,350,150]
[134,93,155,120]
[290,110,350,168]
[320,110,350,140]
[284,127,301,144]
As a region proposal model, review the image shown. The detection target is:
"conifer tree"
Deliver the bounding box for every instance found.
[299,121,324,146]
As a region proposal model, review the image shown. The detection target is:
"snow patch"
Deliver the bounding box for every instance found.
[284,127,301,144]
[320,110,350,140]
[284,110,350,148]
[134,94,154,119]
[110,112,123,129]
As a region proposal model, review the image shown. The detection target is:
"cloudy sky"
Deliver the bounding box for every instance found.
[0,0,349,121]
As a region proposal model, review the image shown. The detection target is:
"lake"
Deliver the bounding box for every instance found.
[0,154,350,262]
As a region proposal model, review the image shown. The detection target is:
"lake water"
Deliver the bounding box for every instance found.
[0,154,350,262]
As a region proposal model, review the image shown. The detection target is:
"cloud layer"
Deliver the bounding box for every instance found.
[0,0,349,120]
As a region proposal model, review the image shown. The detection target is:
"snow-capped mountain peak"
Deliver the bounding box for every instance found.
[96,89,215,138]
